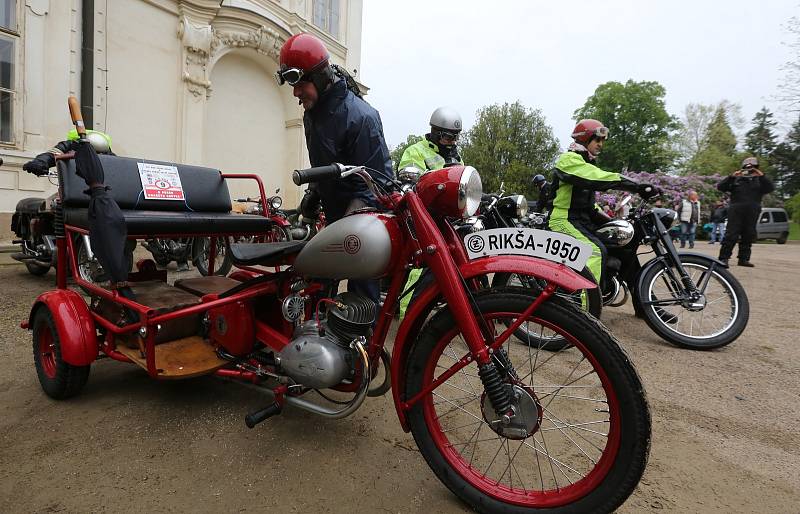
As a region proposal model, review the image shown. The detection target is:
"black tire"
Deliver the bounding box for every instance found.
[405,290,650,513]
[636,254,749,350]
[492,268,601,351]
[777,232,788,245]
[32,307,91,400]
[193,237,233,276]
[25,261,50,276]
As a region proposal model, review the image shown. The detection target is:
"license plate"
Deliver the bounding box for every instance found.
[464,228,592,271]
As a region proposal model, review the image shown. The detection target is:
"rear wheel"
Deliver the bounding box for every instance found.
[405,291,650,513]
[492,269,601,351]
[32,307,91,399]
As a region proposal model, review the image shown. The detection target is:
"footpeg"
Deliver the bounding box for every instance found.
[245,402,282,428]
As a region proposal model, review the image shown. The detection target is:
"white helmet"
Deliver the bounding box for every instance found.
[429,106,462,133]
[86,132,111,154]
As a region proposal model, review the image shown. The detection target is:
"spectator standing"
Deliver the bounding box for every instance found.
[717,157,774,267]
[677,191,701,248]
[708,200,728,245]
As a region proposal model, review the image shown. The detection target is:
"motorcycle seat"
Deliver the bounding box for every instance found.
[228,241,307,266]
[58,155,274,236]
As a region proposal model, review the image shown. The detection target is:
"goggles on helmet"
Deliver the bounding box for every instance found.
[275,67,307,86]
[573,125,610,141]
[433,128,460,144]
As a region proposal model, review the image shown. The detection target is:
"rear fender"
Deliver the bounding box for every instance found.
[390,255,596,431]
[28,290,98,366]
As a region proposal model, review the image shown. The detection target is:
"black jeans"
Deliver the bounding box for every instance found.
[719,203,760,262]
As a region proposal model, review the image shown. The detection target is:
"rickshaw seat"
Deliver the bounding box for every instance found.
[58,155,273,236]
[229,241,307,266]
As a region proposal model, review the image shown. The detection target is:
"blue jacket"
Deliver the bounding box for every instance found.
[303,79,394,221]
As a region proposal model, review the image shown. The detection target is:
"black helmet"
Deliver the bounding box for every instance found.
[532,174,546,186]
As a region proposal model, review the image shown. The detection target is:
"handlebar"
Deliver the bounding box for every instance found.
[292,163,345,186]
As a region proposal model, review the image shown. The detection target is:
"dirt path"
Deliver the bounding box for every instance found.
[1,243,798,513]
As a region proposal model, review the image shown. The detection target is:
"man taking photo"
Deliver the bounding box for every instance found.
[717,157,774,267]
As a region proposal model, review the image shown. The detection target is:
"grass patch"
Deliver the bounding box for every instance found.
[790,221,800,241]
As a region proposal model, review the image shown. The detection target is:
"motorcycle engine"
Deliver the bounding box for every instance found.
[277,292,375,389]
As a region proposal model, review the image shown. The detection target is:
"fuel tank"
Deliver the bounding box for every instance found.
[294,213,400,280]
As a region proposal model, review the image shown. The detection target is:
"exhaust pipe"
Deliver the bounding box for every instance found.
[11,252,36,261]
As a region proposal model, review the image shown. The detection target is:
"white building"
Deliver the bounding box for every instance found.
[0,0,365,238]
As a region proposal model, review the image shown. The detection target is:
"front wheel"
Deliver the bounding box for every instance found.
[636,254,749,350]
[405,290,650,513]
[32,307,91,399]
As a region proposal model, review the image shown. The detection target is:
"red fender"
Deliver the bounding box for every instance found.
[390,255,596,431]
[28,290,98,366]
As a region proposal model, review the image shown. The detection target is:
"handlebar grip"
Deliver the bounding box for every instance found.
[67,96,86,138]
[292,164,344,186]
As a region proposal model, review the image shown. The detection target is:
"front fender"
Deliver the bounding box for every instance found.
[28,290,98,366]
[390,255,596,431]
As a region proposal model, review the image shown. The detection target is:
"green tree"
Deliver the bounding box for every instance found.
[772,113,800,198]
[390,134,424,170]
[573,80,679,172]
[461,101,560,197]
[745,107,778,157]
[675,100,744,174]
[778,15,800,113]
[688,106,742,175]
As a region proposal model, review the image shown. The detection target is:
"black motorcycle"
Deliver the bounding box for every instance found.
[594,192,749,349]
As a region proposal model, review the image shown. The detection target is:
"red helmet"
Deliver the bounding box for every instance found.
[276,33,330,85]
[571,119,609,145]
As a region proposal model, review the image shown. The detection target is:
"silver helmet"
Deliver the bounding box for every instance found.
[429,106,462,133]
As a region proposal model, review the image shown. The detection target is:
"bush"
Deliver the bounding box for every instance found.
[785,192,800,221]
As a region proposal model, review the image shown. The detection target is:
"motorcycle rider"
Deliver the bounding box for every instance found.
[532,174,551,213]
[717,157,774,267]
[276,32,393,313]
[548,119,655,288]
[396,107,464,317]
[397,107,464,171]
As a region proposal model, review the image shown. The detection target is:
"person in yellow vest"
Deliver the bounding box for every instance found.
[397,107,464,318]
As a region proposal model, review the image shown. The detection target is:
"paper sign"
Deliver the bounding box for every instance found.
[137,162,185,201]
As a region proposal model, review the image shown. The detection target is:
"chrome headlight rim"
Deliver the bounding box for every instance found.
[270,196,283,210]
[514,194,528,218]
[458,166,483,218]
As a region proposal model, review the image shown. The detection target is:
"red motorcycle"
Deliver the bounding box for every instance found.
[25,105,650,512]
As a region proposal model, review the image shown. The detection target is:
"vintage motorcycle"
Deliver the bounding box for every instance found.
[28,104,651,511]
[593,193,749,350]
[10,158,134,282]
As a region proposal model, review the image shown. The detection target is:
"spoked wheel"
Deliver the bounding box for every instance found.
[193,237,233,276]
[32,307,90,399]
[76,237,104,283]
[637,254,749,350]
[405,290,650,513]
[492,270,602,352]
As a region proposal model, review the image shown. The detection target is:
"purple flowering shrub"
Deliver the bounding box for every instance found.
[597,172,727,213]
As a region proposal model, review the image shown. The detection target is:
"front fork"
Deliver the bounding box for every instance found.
[404,194,551,417]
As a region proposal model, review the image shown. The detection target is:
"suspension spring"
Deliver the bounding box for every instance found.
[54,199,64,239]
[479,363,512,416]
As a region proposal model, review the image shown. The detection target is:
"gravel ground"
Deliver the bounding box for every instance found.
[0,243,798,513]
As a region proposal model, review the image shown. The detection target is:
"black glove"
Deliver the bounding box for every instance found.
[23,152,56,176]
[638,183,660,198]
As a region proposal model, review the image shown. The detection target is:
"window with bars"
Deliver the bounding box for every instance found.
[312,0,340,39]
[0,0,17,144]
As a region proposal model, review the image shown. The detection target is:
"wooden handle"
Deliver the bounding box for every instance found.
[67,96,86,138]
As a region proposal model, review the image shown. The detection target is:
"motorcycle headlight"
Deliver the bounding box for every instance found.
[514,195,528,218]
[417,165,483,218]
[270,196,283,210]
[459,166,483,217]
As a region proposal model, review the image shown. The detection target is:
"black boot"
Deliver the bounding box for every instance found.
[738,261,754,267]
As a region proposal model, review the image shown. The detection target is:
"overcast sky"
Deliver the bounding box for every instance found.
[360,0,799,151]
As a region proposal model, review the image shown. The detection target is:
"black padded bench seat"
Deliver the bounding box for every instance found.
[229,241,307,266]
[58,155,273,235]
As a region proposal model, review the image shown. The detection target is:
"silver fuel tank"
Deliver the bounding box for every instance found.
[293,212,401,280]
